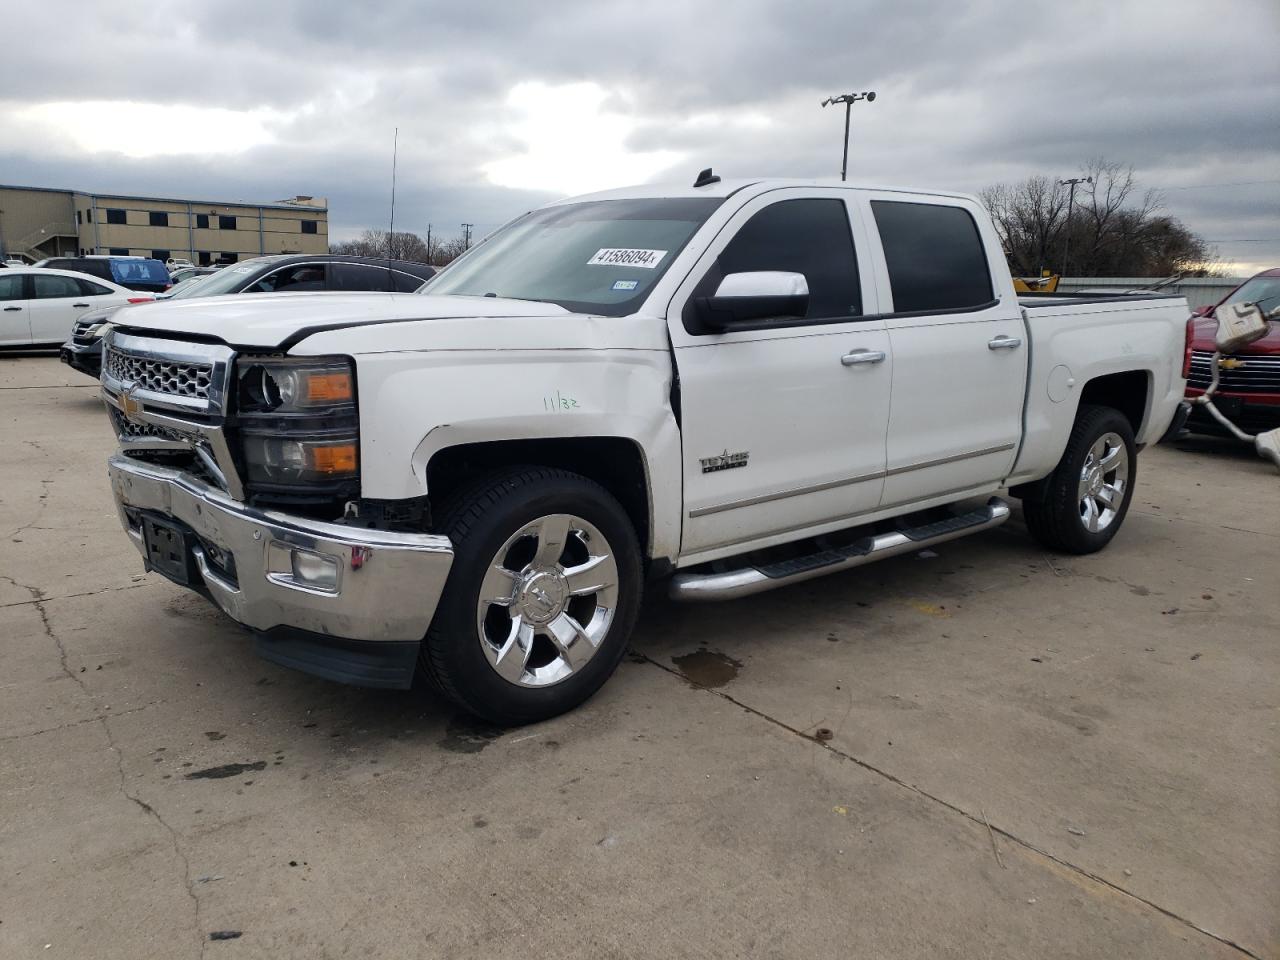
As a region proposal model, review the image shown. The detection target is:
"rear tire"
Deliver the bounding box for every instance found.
[421,467,642,725]
[1022,405,1137,555]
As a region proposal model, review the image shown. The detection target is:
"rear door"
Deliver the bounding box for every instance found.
[668,189,891,559]
[862,195,1026,507]
[0,273,31,345]
[328,262,397,292]
[28,273,92,344]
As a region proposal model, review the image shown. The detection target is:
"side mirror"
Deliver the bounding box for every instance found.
[695,271,809,330]
[1215,301,1273,353]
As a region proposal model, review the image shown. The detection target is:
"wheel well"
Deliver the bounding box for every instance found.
[1079,371,1150,435]
[426,437,652,556]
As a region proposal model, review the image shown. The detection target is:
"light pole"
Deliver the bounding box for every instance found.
[1058,176,1093,278]
[821,91,876,181]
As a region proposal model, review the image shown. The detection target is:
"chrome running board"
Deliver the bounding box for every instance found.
[669,497,1011,602]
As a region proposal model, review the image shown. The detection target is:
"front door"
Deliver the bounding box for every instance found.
[862,196,1026,507]
[668,190,892,561]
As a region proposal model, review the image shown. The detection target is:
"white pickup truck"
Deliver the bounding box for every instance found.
[100,175,1189,723]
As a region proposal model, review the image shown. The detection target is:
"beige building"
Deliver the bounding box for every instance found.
[0,184,328,266]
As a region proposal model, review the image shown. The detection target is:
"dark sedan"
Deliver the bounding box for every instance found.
[61,255,436,378]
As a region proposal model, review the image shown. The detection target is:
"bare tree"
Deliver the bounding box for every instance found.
[979,176,1070,276]
[980,159,1218,277]
[431,235,469,265]
[330,228,431,263]
[331,228,473,266]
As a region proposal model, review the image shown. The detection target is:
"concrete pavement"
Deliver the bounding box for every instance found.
[1,355,1276,958]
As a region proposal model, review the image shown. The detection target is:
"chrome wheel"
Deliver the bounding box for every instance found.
[475,513,619,688]
[1077,432,1128,533]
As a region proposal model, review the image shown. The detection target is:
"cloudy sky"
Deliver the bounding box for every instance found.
[2,0,1278,272]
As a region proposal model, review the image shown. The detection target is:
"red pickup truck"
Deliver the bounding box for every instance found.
[1185,268,1280,435]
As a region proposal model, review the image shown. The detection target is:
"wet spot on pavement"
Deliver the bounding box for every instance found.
[672,648,742,688]
[438,716,505,754]
[185,761,268,780]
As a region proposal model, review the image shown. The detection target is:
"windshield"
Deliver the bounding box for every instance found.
[1222,275,1280,313]
[166,275,212,299]
[182,259,279,297]
[422,198,723,316]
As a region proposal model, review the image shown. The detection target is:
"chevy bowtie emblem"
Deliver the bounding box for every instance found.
[120,384,142,418]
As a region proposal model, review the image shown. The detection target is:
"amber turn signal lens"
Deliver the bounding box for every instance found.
[307,443,358,476]
[304,371,353,404]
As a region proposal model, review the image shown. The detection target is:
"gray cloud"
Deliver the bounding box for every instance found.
[2,0,1277,266]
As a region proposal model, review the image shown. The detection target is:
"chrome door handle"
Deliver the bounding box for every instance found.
[988,335,1022,350]
[841,349,886,366]
[3,306,22,312]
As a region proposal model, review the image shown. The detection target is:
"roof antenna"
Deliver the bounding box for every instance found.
[387,127,399,276]
[693,167,721,188]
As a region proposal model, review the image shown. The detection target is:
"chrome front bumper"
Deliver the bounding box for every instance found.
[108,455,453,643]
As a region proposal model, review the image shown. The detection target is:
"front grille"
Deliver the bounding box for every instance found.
[105,347,213,400]
[72,320,97,344]
[1187,350,1280,394]
[109,407,184,443]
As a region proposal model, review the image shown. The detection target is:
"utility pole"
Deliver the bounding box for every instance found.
[462,223,473,250]
[821,91,876,181]
[1058,176,1093,278]
[425,223,433,263]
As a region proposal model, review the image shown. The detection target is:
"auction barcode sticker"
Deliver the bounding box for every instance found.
[587,248,668,269]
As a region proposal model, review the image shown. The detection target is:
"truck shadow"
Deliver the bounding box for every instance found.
[1172,433,1269,462]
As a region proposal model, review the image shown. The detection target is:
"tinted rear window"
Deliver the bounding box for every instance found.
[871,201,993,313]
[109,259,170,286]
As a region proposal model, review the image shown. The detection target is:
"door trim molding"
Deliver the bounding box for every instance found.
[884,441,1015,477]
[688,441,1015,519]
[688,469,883,518]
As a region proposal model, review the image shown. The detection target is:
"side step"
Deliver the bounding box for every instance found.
[669,497,1011,602]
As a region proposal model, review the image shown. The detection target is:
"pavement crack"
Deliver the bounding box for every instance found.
[101,713,204,959]
[5,571,204,959]
[0,700,168,743]
[4,477,54,541]
[0,580,148,610]
[636,651,1264,960]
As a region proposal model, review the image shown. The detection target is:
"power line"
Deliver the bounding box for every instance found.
[1203,238,1280,243]
[1159,179,1280,191]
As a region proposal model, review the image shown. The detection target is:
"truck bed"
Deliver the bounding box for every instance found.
[1019,292,1187,310]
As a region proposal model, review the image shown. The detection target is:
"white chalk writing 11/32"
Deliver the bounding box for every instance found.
[587,248,668,269]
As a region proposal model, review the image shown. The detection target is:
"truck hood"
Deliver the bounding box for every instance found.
[1190,315,1280,356]
[111,291,572,348]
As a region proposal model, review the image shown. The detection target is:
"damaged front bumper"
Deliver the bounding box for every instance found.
[108,454,453,688]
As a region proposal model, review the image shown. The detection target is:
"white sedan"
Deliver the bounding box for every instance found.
[0,267,151,348]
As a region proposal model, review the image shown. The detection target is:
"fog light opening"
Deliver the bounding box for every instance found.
[290,548,340,591]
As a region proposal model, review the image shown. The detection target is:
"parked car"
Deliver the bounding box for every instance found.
[35,256,172,295]
[0,267,151,348]
[1184,268,1280,436]
[168,266,218,286]
[60,254,435,378]
[3,255,31,268]
[157,275,212,299]
[165,257,195,273]
[96,175,1186,724]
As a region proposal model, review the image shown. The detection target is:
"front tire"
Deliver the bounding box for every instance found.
[422,467,642,725]
[1022,405,1137,555]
